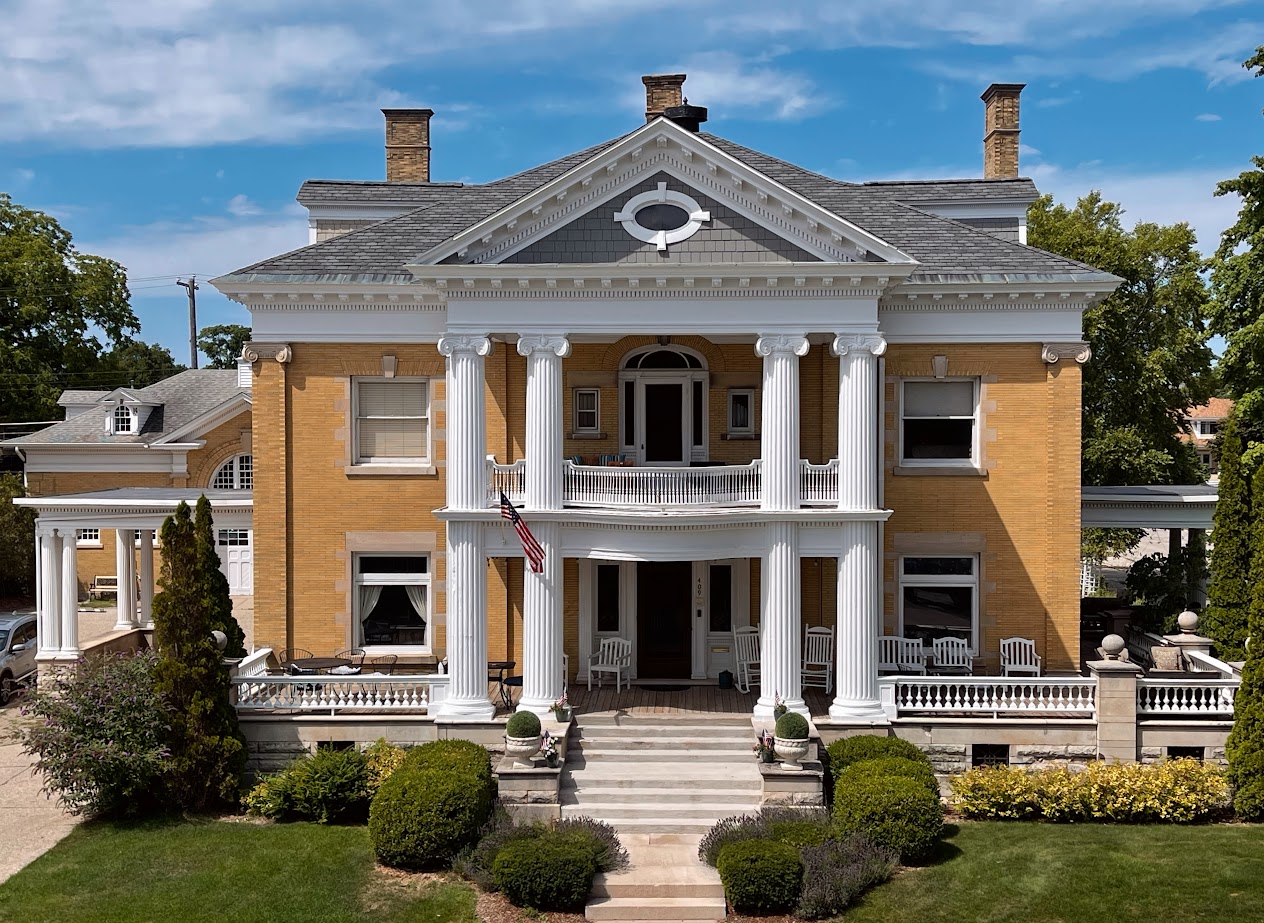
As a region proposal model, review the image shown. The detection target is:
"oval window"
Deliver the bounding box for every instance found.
[634,203,690,232]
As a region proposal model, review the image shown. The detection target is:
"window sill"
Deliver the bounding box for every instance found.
[344,464,437,477]
[76,543,103,550]
[894,465,988,477]
[721,432,760,441]
[568,432,608,440]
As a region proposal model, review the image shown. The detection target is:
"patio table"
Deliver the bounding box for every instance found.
[290,657,351,674]
[488,660,516,708]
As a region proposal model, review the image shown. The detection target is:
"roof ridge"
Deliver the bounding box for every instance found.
[863,177,1033,187]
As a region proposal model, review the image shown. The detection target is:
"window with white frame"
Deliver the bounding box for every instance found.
[574,388,600,434]
[899,556,978,649]
[727,389,755,435]
[354,380,429,464]
[355,555,430,650]
[76,528,101,547]
[901,380,978,464]
[211,454,253,490]
[1198,420,1220,437]
[113,405,135,434]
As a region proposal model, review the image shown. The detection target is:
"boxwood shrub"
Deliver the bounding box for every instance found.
[492,833,598,911]
[455,810,545,891]
[369,765,494,869]
[716,838,803,914]
[833,774,943,862]
[505,710,542,739]
[774,712,809,740]
[835,755,940,799]
[826,735,928,772]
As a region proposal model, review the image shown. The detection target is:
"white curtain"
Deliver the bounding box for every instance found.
[360,585,383,623]
[405,585,427,621]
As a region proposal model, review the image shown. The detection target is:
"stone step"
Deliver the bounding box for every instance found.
[583,816,742,835]
[573,736,750,751]
[585,896,727,921]
[562,801,756,818]
[577,724,754,740]
[591,867,724,899]
[564,773,761,792]
[577,715,751,728]
[562,784,761,804]
[575,748,744,762]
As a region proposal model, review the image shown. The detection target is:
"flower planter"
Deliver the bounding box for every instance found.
[505,734,542,769]
[774,737,809,771]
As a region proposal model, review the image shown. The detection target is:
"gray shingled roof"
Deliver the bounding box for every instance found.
[57,390,111,406]
[220,127,1116,286]
[4,370,248,447]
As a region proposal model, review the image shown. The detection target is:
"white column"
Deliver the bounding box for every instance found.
[756,521,806,717]
[755,335,809,512]
[516,335,570,715]
[138,529,155,629]
[114,529,137,630]
[436,335,496,720]
[59,528,79,658]
[830,333,887,722]
[35,528,60,660]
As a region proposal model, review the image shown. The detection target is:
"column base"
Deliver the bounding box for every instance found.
[435,698,497,721]
[517,696,556,716]
[828,698,890,724]
[754,694,809,719]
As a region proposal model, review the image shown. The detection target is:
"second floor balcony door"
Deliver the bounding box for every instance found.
[641,380,687,464]
[621,346,709,466]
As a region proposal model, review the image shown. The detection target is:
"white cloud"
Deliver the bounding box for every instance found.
[226,194,262,217]
[625,52,828,121]
[1196,113,1223,121]
[12,167,35,184]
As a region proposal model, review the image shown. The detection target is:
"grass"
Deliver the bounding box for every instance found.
[846,821,1264,923]
[0,819,477,923]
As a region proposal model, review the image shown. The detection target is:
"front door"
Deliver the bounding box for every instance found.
[636,561,692,678]
[642,382,685,464]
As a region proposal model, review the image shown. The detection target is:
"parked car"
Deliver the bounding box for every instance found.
[0,613,38,705]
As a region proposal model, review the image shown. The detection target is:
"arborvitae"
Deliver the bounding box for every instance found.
[1203,414,1251,660]
[193,495,246,658]
[151,501,247,812]
[1227,460,1264,818]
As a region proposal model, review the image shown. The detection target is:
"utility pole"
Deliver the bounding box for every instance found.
[177,276,199,369]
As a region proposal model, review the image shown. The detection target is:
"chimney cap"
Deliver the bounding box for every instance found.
[381,108,434,118]
[664,104,708,132]
[980,83,1026,103]
[642,73,687,86]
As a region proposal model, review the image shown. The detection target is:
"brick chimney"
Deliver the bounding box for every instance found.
[382,108,433,182]
[643,74,686,122]
[981,83,1025,179]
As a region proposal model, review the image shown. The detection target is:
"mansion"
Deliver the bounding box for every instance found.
[8,75,1120,724]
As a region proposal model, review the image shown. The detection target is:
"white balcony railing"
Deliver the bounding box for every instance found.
[486,457,844,508]
[881,675,1098,719]
[231,647,273,678]
[1137,677,1237,718]
[232,673,449,715]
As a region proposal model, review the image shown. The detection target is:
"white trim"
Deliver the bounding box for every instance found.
[898,378,980,469]
[353,553,433,656]
[613,182,710,251]
[75,528,101,547]
[727,388,756,435]
[897,554,979,653]
[352,377,433,467]
[573,387,600,435]
[211,454,253,490]
[154,393,252,445]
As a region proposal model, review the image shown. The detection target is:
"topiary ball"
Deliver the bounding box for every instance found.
[505,710,542,739]
[833,774,943,863]
[717,838,803,914]
[774,712,810,740]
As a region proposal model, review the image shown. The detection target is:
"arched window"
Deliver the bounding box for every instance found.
[113,405,135,434]
[622,347,704,370]
[618,346,708,464]
[211,454,253,490]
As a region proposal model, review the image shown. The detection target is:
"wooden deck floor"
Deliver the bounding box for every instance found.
[490,681,833,719]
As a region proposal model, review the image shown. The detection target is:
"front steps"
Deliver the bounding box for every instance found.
[564,716,760,922]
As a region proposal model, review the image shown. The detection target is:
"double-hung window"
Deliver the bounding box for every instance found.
[355,555,430,652]
[355,380,429,465]
[899,556,978,650]
[574,389,600,435]
[727,389,755,435]
[901,380,978,465]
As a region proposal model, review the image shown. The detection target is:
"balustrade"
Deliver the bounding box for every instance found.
[1137,677,1237,717]
[232,673,449,714]
[886,676,1097,718]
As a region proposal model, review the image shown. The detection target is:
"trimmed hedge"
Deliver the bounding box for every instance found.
[716,839,803,914]
[402,739,493,779]
[774,712,810,740]
[835,755,940,799]
[369,765,494,869]
[833,774,943,862]
[765,818,831,850]
[363,739,406,795]
[951,760,1230,823]
[492,834,597,912]
[554,816,630,873]
[826,735,928,772]
[505,711,542,739]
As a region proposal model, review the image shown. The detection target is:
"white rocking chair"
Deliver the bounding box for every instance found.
[1000,637,1042,676]
[802,626,834,693]
[734,626,761,694]
[587,638,631,692]
[879,636,928,675]
[931,636,973,675]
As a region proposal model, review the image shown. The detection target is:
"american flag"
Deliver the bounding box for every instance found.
[500,491,545,573]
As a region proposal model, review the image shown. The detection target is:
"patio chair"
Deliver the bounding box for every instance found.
[734,626,761,694]
[1000,637,1042,676]
[587,638,631,692]
[931,637,973,676]
[802,626,834,693]
[878,637,928,675]
[278,648,313,668]
[561,652,570,689]
[366,654,398,675]
[334,648,366,667]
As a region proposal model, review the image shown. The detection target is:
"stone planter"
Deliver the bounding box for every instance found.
[774,737,809,771]
[505,734,542,769]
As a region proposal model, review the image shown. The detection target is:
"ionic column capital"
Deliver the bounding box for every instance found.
[438,335,493,358]
[831,333,887,358]
[516,335,571,359]
[1041,341,1092,364]
[754,335,810,358]
[242,342,292,364]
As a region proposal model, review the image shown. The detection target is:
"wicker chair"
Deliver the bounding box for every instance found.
[366,654,398,675]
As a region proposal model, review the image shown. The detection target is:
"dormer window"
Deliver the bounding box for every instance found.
[113,405,136,434]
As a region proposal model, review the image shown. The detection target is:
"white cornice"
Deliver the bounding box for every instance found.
[213,281,444,309]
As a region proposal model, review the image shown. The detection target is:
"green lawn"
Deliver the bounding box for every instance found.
[847,821,1264,923]
[0,819,476,923]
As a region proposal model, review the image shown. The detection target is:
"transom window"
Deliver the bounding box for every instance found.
[76,528,101,546]
[211,454,253,490]
[113,405,135,434]
[355,554,430,652]
[355,379,430,464]
[899,556,978,651]
[901,380,978,464]
[623,348,704,370]
[218,529,250,546]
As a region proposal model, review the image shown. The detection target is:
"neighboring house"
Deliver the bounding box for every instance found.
[1182,397,1232,479]
[14,75,1123,723]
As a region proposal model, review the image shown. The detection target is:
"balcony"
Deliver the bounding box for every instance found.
[488,458,841,509]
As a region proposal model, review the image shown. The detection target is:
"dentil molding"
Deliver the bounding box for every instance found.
[831,334,888,358]
[1041,342,1092,364]
[754,335,810,358]
[437,335,493,358]
[516,335,573,359]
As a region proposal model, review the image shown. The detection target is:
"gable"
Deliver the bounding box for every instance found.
[497,172,819,265]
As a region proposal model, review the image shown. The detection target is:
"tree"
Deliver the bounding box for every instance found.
[0,194,136,422]
[1028,192,1213,489]
[93,340,185,390]
[151,501,246,812]
[0,473,35,597]
[193,495,246,658]
[197,324,251,370]
[1226,453,1264,819]
[1204,415,1253,659]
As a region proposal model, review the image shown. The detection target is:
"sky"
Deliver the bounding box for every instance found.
[2,1,1262,365]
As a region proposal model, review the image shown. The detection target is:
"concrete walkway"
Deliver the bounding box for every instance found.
[0,706,79,884]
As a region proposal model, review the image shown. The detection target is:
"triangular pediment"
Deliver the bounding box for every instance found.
[408,119,916,270]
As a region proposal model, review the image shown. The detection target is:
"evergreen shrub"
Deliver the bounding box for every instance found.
[774,712,810,739]
[505,711,542,739]
[716,839,803,914]
[492,833,598,911]
[826,735,928,772]
[835,755,940,798]
[363,738,406,795]
[369,765,493,869]
[833,774,943,862]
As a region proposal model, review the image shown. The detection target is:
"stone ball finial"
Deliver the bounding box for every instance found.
[211,630,228,652]
[1101,634,1126,660]
[1177,611,1199,634]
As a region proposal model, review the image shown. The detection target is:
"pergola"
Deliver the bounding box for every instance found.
[14,488,252,662]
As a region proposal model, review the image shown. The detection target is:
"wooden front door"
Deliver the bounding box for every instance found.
[637,561,693,678]
[642,382,685,464]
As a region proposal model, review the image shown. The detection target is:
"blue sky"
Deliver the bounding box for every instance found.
[2,1,1261,364]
